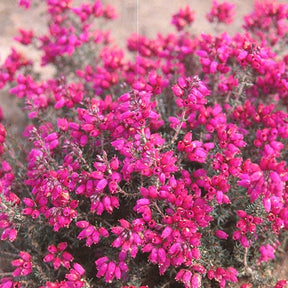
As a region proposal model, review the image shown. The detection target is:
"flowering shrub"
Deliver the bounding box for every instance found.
[1,0,288,287]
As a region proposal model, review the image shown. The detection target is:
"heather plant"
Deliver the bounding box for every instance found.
[1,0,288,287]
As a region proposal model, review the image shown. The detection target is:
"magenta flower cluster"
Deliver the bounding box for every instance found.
[206,0,236,24]
[0,0,288,288]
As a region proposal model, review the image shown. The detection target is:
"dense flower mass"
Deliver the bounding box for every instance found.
[206,0,236,24]
[0,0,288,287]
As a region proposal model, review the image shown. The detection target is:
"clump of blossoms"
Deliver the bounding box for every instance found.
[206,0,236,24]
[1,0,288,287]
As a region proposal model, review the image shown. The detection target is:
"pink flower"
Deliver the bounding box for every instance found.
[274,280,288,288]
[206,0,236,24]
[122,286,149,288]
[0,277,21,288]
[258,244,276,263]
[0,214,17,242]
[215,230,228,240]
[43,242,73,270]
[95,257,128,283]
[103,4,118,19]
[18,0,31,9]
[65,263,85,287]
[175,269,201,288]
[76,221,109,246]
[14,29,34,45]
[171,6,195,31]
[12,251,32,277]
[240,284,252,288]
